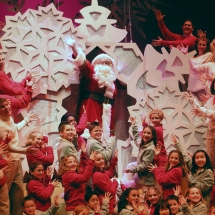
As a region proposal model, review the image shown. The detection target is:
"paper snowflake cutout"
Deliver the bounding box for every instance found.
[75,0,127,43]
[0,3,87,95]
[128,82,207,155]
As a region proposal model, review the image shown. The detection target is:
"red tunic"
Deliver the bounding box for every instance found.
[27,176,54,211]
[158,20,197,51]
[76,113,87,150]
[153,166,182,200]
[61,152,94,211]
[26,146,54,169]
[79,61,116,129]
[92,157,118,213]
[0,71,31,95]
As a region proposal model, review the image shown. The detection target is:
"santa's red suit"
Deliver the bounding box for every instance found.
[73,50,116,138]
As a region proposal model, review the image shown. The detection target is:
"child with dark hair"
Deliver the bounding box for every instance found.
[85,186,111,215]
[179,187,207,215]
[124,116,156,189]
[86,121,116,162]
[22,195,60,215]
[58,148,96,215]
[118,188,148,215]
[148,149,186,199]
[172,134,214,206]
[166,195,182,215]
[27,162,59,211]
[153,199,172,215]
[61,105,88,150]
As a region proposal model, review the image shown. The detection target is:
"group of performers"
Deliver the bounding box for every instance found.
[0,8,215,215]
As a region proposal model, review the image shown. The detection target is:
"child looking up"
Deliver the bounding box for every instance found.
[26,131,54,169]
[179,187,207,215]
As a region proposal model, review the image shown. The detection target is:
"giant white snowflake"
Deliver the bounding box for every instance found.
[0,3,87,96]
[128,82,207,156]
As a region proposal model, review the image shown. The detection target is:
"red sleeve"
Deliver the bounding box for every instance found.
[106,157,118,178]
[27,180,54,201]
[78,136,86,150]
[43,136,48,144]
[80,61,95,79]
[160,36,197,49]
[63,160,94,184]
[0,71,31,95]
[79,151,88,172]
[93,172,118,195]
[76,113,87,136]
[0,87,32,109]
[27,147,54,167]
[153,167,182,186]
[158,20,182,41]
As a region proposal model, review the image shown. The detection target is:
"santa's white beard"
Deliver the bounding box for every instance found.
[93,65,116,88]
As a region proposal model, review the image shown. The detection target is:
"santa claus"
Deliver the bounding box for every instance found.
[64,35,116,140]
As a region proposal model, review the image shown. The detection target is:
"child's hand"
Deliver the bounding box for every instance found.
[173,185,181,196]
[81,146,86,153]
[50,179,60,187]
[4,155,13,168]
[26,146,39,154]
[5,130,15,145]
[28,113,39,122]
[186,172,192,180]
[102,192,112,203]
[148,163,157,172]
[155,144,161,156]
[138,189,145,203]
[89,150,97,160]
[129,116,136,125]
[46,167,53,177]
[0,141,8,155]
[94,204,101,213]
[170,134,178,147]
[114,149,118,158]
[83,105,86,114]
[179,195,187,205]
[54,195,59,206]
[137,202,147,214]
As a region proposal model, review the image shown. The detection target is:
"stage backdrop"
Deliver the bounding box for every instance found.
[0,0,207,177]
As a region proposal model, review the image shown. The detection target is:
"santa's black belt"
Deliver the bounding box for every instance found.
[83,92,115,105]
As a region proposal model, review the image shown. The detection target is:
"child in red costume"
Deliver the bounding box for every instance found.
[26,131,54,169]
[148,150,185,200]
[92,150,118,213]
[58,149,96,214]
[27,162,59,211]
[142,109,167,167]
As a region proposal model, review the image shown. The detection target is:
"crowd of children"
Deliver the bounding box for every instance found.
[1,98,215,215]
